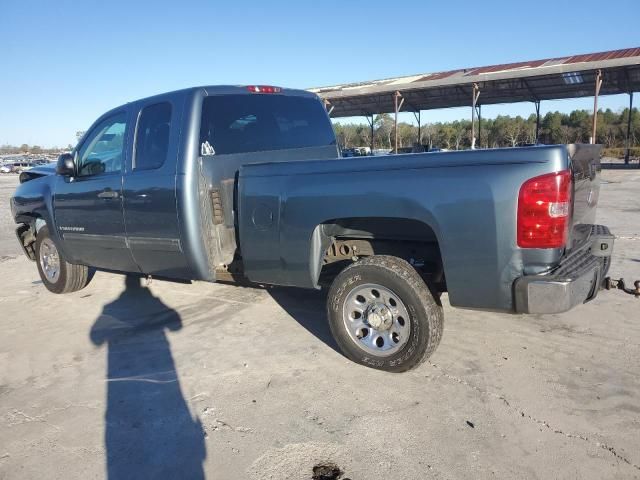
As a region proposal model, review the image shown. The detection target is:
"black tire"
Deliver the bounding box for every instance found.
[327,255,443,372]
[36,226,92,294]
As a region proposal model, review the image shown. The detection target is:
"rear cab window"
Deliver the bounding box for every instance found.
[134,102,172,170]
[199,94,335,156]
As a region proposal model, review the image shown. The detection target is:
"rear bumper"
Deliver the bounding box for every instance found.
[514,225,613,314]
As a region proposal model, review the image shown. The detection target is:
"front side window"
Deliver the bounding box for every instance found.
[77,113,127,176]
[134,102,172,170]
[199,94,335,155]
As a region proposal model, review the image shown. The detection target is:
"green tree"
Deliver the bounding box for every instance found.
[542,111,563,144]
[374,114,394,149]
[437,123,456,150]
[329,107,640,153]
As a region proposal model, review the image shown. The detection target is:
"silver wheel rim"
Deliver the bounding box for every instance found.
[39,238,61,283]
[342,283,410,357]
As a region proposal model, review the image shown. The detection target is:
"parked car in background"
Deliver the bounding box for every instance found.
[372,149,392,155]
[342,147,371,157]
[2,162,33,173]
[341,148,355,157]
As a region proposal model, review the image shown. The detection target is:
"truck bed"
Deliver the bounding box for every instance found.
[236,145,601,312]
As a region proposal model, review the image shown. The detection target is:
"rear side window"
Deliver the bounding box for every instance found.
[134,102,172,170]
[199,94,335,155]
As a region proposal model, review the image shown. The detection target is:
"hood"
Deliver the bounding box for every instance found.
[18,163,56,183]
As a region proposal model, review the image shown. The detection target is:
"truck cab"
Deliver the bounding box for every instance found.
[14,86,337,280]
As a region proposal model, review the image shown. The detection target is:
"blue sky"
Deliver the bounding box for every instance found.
[1,0,639,147]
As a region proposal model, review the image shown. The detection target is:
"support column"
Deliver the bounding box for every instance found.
[534,100,541,144]
[591,70,603,144]
[471,83,480,149]
[412,110,422,148]
[323,99,334,116]
[625,92,634,165]
[394,91,405,154]
[371,115,374,153]
[365,114,374,153]
[475,104,482,148]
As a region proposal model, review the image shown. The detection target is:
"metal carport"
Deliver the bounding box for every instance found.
[309,47,640,162]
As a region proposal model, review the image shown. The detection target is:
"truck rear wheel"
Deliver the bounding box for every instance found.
[327,255,443,372]
[36,226,92,294]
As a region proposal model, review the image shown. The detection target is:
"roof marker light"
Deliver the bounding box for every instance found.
[247,85,281,93]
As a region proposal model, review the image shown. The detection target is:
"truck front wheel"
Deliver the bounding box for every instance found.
[36,226,92,294]
[327,255,443,372]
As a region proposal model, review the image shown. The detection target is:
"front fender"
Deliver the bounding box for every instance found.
[11,176,69,260]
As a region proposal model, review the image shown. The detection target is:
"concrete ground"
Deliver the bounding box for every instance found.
[0,170,638,480]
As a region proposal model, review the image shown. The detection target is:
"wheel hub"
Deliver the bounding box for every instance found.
[342,283,411,357]
[39,238,61,283]
[365,303,393,331]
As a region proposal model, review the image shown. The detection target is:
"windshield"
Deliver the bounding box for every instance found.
[199,94,335,155]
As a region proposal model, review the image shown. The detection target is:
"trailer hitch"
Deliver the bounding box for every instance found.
[603,277,640,298]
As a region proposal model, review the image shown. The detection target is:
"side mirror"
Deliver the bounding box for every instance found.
[56,153,76,176]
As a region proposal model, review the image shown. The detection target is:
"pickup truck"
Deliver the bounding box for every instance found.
[11,85,616,372]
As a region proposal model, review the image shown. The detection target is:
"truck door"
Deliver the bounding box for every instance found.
[122,99,187,278]
[53,111,139,272]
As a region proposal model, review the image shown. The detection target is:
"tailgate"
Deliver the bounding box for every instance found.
[567,144,602,249]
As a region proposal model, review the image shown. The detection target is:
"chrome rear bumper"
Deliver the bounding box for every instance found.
[514,225,613,314]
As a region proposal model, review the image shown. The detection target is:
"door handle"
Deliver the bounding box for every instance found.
[97,189,119,199]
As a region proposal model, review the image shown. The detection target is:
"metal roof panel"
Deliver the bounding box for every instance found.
[310,47,640,117]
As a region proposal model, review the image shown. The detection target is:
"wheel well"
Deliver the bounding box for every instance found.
[318,217,445,291]
[16,222,37,261]
[15,217,46,262]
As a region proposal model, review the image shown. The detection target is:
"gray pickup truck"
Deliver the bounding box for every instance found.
[11,85,616,371]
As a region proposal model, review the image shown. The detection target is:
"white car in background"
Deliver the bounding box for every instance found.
[1,162,32,173]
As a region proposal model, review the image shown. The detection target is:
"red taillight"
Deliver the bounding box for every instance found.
[246,85,281,93]
[517,170,572,248]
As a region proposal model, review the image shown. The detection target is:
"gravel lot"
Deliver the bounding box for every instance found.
[0,170,639,479]
[0,176,23,260]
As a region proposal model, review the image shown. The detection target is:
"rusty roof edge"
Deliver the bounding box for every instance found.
[310,50,640,99]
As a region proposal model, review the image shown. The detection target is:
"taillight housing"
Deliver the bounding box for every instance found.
[517,170,572,248]
[246,85,281,93]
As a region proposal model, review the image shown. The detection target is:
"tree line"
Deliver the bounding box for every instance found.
[0,144,72,155]
[333,107,640,153]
